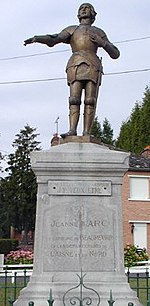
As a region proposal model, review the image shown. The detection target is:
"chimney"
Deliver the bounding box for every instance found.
[141,145,150,158]
[51,133,60,146]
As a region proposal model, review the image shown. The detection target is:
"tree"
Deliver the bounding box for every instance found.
[0,177,13,237]
[139,87,150,149]
[0,152,3,173]
[115,120,131,151]
[0,125,41,238]
[91,116,102,138]
[101,118,114,145]
[116,103,141,152]
[116,86,150,154]
[129,103,141,152]
[91,116,114,145]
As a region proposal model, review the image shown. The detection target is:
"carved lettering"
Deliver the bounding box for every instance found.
[90,250,107,257]
[43,201,114,272]
[50,219,108,228]
[80,234,113,241]
[48,181,111,196]
[50,250,74,257]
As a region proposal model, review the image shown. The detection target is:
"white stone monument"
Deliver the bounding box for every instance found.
[14,137,142,306]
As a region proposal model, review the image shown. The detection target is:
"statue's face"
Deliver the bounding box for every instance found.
[78,3,96,24]
[78,4,92,19]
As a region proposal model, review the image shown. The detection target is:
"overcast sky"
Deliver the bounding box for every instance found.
[0,0,150,159]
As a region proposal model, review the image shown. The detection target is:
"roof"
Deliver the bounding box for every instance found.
[129,154,150,170]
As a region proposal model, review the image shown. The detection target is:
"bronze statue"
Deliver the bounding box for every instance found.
[24,3,120,138]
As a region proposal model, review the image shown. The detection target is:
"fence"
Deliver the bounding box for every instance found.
[2,271,142,306]
[1,263,150,306]
[0,263,33,306]
[126,266,150,305]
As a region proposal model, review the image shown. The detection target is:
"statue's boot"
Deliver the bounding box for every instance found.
[83,105,95,136]
[60,105,80,138]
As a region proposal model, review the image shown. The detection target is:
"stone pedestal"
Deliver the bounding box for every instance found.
[14,139,142,306]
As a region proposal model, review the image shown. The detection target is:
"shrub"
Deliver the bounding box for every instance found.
[5,249,34,264]
[0,239,19,255]
[124,244,149,267]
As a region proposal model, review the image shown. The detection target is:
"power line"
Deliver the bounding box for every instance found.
[0,68,149,86]
[0,77,66,85]
[0,35,150,62]
[0,49,70,61]
[106,68,150,76]
[114,36,150,44]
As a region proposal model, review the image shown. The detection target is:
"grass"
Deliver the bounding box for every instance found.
[0,283,23,306]
[129,278,150,306]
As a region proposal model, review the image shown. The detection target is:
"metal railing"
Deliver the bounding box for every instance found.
[7,272,136,306]
[0,264,33,306]
[127,266,150,305]
[1,264,150,305]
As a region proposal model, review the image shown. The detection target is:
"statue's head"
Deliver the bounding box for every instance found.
[77,3,97,24]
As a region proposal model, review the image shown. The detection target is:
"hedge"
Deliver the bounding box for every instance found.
[0,239,19,255]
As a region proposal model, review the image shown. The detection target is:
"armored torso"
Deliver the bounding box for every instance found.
[64,25,104,85]
[70,24,98,53]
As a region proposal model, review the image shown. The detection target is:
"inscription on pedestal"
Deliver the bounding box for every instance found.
[48,180,111,196]
[43,195,114,272]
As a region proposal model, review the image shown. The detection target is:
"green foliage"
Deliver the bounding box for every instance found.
[0,239,18,255]
[0,125,41,238]
[115,120,131,150]
[91,116,102,138]
[124,244,149,267]
[0,152,3,172]
[0,179,11,237]
[101,118,114,145]
[116,86,150,154]
[91,116,114,145]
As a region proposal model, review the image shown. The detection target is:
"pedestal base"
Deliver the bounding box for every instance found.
[14,141,142,306]
[14,272,142,306]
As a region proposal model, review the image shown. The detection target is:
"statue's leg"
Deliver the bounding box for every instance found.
[83,81,97,136]
[68,103,80,135]
[60,81,83,138]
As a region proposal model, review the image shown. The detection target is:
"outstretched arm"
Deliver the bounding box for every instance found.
[24,34,60,47]
[24,30,71,47]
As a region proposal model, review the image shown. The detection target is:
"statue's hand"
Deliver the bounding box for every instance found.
[24,36,36,46]
[90,33,106,48]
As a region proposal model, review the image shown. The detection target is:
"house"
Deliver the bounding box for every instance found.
[122,146,150,254]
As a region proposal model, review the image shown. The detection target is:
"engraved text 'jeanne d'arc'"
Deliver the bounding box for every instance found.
[48,181,111,196]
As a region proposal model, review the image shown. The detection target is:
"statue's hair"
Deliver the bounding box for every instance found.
[77,3,97,24]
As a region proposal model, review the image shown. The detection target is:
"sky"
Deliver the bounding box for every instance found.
[0,0,150,160]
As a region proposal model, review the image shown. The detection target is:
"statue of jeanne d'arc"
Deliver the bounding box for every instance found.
[24,3,120,138]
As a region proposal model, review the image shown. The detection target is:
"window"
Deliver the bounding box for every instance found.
[129,176,150,200]
[133,223,147,249]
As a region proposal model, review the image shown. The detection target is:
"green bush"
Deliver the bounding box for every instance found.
[0,239,19,255]
[124,244,149,267]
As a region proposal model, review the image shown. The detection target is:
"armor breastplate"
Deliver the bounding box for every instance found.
[70,25,98,53]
